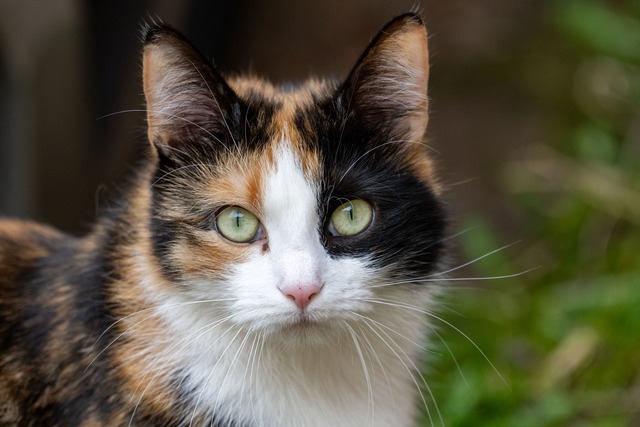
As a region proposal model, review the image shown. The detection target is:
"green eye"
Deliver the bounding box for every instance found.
[329,199,373,237]
[216,206,261,243]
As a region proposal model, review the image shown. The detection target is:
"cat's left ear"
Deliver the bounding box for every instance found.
[142,24,240,159]
[339,13,430,141]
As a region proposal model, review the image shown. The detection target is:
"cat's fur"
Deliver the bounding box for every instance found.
[0,13,446,427]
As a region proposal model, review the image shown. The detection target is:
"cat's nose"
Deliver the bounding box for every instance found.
[279,283,323,310]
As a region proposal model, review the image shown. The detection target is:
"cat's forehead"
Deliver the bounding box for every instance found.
[228,76,334,107]
[201,87,323,216]
[227,75,327,173]
[203,74,439,209]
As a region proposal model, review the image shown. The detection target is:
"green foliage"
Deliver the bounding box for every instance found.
[554,0,640,62]
[423,2,640,426]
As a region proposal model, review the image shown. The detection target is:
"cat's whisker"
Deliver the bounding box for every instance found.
[130,314,242,426]
[127,313,239,424]
[87,311,161,374]
[212,329,254,415]
[251,330,268,424]
[98,107,233,156]
[344,323,376,426]
[134,298,238,320]
[172,310,257,391]
[366,240,530,290]
[328,136,441,204]
[433,328,471,391]
[96,108,146,120]
[430,241,521,278]
[434,226,476,246]
[189,325,245,426]
[350,311,435,355]
[370,267,538,289]
[365,297,509,389]
[437,269,538,282]
[356,316,442,427]
[350,312,443,425]
[239,331,261,421]
[333,139,407,191]
[150,163,213,189]
[352,321,398,421]
[152,111,232,156]
[366,229,508,283]
[129,310,238,399]
[408,139,440,155]
[88,298,238,371]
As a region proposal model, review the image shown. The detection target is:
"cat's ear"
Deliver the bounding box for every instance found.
[142,25,239,159]
[340,13,429,141]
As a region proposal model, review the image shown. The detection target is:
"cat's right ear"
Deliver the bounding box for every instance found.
[338,13,430,143]
[142,24,239,160]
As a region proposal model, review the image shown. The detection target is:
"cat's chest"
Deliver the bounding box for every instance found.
[151,310,427,427]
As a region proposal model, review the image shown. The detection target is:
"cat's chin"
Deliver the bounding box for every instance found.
[284,313,319,330]
[265,314,346,345]
[281,324,338,347]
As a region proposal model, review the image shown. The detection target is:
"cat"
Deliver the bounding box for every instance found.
[0,12,446,427]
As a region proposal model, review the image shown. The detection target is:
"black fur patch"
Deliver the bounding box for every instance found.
[295,97,446,276]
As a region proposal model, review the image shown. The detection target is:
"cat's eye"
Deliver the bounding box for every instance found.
[329,199,373,237]
[215,206,262,243]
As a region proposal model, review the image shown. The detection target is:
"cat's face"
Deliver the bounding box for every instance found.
[141,15,445,339]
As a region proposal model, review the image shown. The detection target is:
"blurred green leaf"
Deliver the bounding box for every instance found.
[554,0,640,62]
[573,123,618,163]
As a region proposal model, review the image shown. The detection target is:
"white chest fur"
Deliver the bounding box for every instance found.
[163,300,431,427]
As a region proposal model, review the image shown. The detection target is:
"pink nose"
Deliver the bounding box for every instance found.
[279,283,323,310]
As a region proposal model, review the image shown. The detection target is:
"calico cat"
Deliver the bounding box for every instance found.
[0,12,446,427]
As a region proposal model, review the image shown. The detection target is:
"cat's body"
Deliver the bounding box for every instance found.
[0,14,446,426]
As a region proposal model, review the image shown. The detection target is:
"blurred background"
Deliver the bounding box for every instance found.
[1,0,639,425]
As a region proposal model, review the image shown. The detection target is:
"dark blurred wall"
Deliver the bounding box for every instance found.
[0,0,544,236]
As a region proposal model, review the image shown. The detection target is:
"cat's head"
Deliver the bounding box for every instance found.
[141,13,446,338]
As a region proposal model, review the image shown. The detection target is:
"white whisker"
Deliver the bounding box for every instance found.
[354,322,397,417]
[370,268,538,289]
[431,241,521,278]
[189,326,244,426]
[87,298,237,372]
[357,316,442,427]
[365,297,510,389]
[345,323,375,426]
[98,108,233,155]
[433,329,470,391]
[128,312,241,426]
[212,329,253,412]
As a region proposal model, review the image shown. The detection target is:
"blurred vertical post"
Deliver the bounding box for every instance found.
[0,0,88,231]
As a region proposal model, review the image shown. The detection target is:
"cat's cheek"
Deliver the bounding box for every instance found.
[316,256,378,313]
[224,256,292,326]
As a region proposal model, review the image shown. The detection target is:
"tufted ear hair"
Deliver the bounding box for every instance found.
[142,24,241,160]
[339,13,430,142]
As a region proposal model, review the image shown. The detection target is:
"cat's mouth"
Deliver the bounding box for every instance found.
[292,313,314,326]
[283,313,321,332]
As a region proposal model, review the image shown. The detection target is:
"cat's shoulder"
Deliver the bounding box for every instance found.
[0,218,68,247]
[0,219,71,278]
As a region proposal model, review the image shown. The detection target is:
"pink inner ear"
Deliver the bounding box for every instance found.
[142,28,240,158]
[343,17,430,140]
